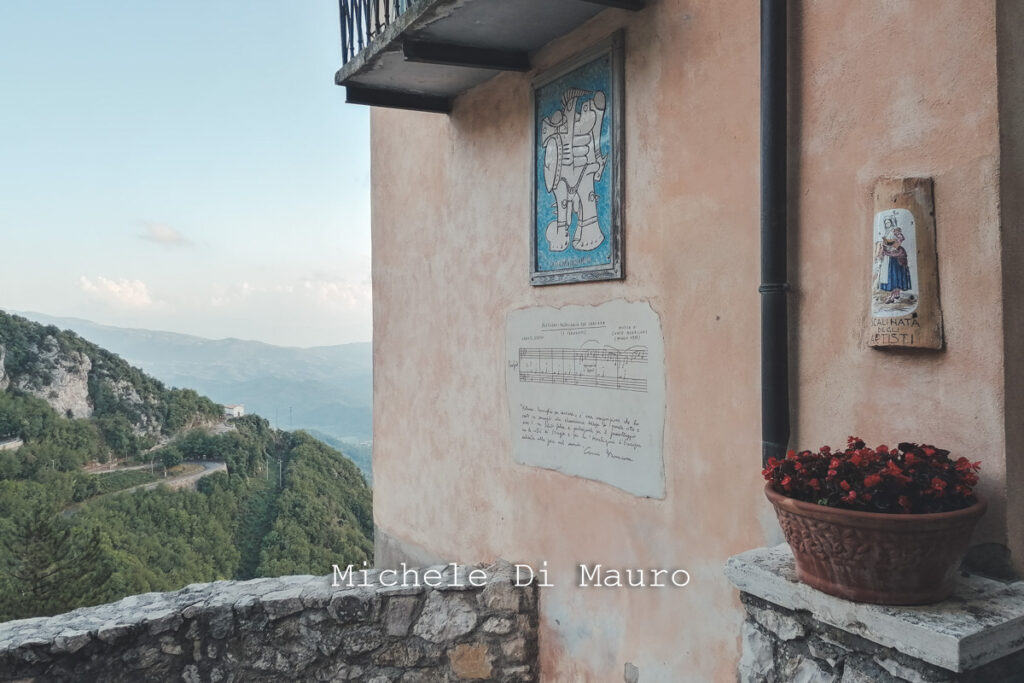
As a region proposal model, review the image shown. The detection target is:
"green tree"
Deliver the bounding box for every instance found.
[161,445,184,469]
[0,490,110,620]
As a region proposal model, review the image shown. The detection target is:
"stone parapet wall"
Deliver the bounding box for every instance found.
[727,546,1024,683]
[0,561,538,682]
[738,593,1024,683]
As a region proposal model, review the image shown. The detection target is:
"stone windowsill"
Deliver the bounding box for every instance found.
[724,544,1024,673]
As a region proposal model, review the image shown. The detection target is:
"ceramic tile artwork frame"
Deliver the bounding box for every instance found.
[531,31,625,286]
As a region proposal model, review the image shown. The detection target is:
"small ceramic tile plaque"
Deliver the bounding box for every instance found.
[867,177,944,349]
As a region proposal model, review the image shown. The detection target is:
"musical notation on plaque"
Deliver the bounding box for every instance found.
[517,344,648,392]
[506,300,667,498]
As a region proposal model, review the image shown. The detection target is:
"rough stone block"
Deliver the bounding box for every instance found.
[96,622,136,645]
[122,644,164,671]
[738,621,774,683]
[779,653,836,683]
[207,605,235,639]
[340,625,386,657]
[500,664,535,682]
[875,656,953,683]
[481,578,520,612]
[261,586,306,619]
[384,596,419,637]
[746,601,806,641]
[412,592,478,643]
[807,635,848,667]
[145,609,183,635]
[483,616,514,634]
[501,636,527,663]
[328,591,374,624]
[158,636,182,656]
[449,642,493,679]
[50,631,90,655]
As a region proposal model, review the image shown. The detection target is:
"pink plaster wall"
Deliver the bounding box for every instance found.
[368,1,1012,679]
[792,1,1010,551]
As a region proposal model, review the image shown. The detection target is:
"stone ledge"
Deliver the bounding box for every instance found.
[0,560,539,682]
[724,544,1024,673]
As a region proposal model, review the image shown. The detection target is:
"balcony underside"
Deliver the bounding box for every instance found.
[335,0,643,112]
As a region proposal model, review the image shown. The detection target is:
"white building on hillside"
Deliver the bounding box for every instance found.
[223,404,244,419]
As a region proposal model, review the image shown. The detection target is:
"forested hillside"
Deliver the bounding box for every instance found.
[0,312,373,622]
[0,311,223,461]
[16,311,373,445]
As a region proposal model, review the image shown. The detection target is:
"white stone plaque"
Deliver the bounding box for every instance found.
[505,299,666,498]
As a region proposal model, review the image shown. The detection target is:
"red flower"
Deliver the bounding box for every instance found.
[954,457,981,473]
[766,438,980,514]
[881,461,904,478]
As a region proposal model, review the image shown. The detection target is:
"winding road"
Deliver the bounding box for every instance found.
[132,460,227,492]
[63,461,228,516]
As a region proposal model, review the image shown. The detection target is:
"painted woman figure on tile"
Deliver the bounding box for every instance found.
[877,216,912,303]
[871,208,919,317]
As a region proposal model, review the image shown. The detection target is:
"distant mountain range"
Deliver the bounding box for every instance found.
[13,311,372,448]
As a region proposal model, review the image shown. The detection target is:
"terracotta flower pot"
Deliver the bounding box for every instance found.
[765,484,986,605]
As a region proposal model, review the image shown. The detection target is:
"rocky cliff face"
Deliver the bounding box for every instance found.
[2,337,94,419]
[1,336,94,419]
[0,344,7,392]
[0,311,226,440]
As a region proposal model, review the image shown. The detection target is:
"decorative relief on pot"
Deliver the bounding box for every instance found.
[767,485,984,605]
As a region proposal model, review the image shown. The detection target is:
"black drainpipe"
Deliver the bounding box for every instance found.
[760,0,790,465]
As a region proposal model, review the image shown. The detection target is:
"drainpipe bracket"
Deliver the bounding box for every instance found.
[758,283,791,294]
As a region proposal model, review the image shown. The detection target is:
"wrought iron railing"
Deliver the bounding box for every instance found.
[339,0,411,65]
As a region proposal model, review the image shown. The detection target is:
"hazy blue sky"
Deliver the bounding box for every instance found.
[0,1,372,347]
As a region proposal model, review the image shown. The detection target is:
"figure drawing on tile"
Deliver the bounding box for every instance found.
[540,87,608,254]
[872,208,919,317]
[532,36,622,285]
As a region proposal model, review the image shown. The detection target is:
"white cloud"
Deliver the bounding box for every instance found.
[209,276,369,311]
[301,278,371,309]
[139,222,192,247]
[79,276,153,308]
[195,275,371,345]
